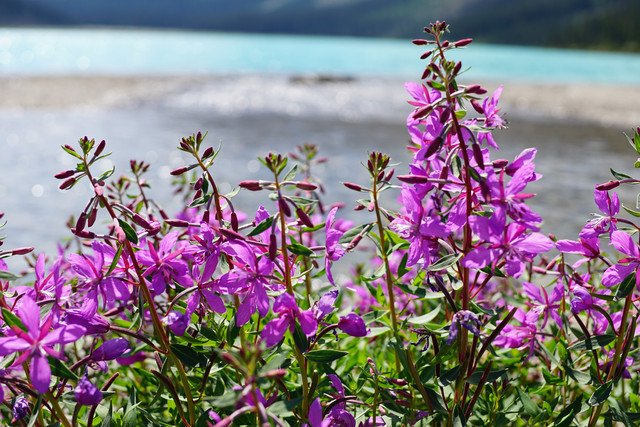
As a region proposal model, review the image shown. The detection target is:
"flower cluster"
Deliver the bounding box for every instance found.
[0,21,638,427]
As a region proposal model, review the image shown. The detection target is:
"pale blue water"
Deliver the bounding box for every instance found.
[1,28,640,83]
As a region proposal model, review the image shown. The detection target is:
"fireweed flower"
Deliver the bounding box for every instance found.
[522,281,563,328]
[12,395,29,421]
[446,310,481,345]
[556,236,600,268]
[468,86,505,149]
[90,338,129,361]
[0,297,86,393]
[261,293,317,347]
[463,209,553,277]
[325,207,346,285]
[337,313,367,337]
[487,152,542,229]
[602,230,640,288]
[580,189,619,238]
[389,186,449,267]
[218,241,283,326]
[137,232,192,295]
[493,308,538,359]
[67,241,131,307]
[74,375,103,406]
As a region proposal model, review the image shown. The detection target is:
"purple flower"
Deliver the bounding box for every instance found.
[446,310,481,345]
[218,241,282,326]
[64,298,110,335]
[325,207,346,285]
[522,282,563,328]
[476,86,505,149]
[0,297,86,393]
[602,230,640,288]
[163,311,190,336]
[556,237,600,268]
[137,232,192,295]
[389,186,449,267]
[74,375,103,406]
[493,308,538,359]
[261,293,317,347]
[580,190,619,238]
[463,209,553,278]
[67,241,131,306]
[337,313,367,337]
[12,395,29,421]
[314,290,338,321]
[90,338,129,361]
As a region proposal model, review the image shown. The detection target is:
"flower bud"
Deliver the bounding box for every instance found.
[397,174,431,184]
[596,180,620,191]
[296,181,318,191]
[202,146,214,159]
[412,39,428,45]
[296,208,314,228]
[91,338,129,361]
[239,180,262,191]
[55,170,75,179]
[470,99,484,114]
[219,228,245,241]
[338,313,367,337]
[94,140,106,157]
[165,219,190,227]
[465,84,487,95]
[492,159,509,169]
[278,197,291,217]
[454,38,473,47]
[12,396,29,421]
[76,213,87,233]
[231,212,239,231]
[170,166,189,176]
[343,182,364,192]
[75,376,103,406]
[268,234,278,261]
[11,247,34,256]
[472,144,485,169]
[59,177,76,190]
[132,214,153,230]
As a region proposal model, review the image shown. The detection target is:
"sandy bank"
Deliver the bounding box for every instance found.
[0,74,638,129]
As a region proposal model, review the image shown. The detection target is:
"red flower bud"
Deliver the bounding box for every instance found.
[11,247,34,256]
[596,180,620,191]
[296,208,314,228]
[231,212,239,232]
[268,234,278,261]
[59,177,76,190]
[295,181,318,191]
[202,147,214,159]
[454,38,473,47]
[165,219,189,227]
[397,174,431,184]
[343,182,364,192]
[94,140,106,157]
[54,170,75,179]
[239,180,262,191]
[492,159,509,168]
[170,166,189,176]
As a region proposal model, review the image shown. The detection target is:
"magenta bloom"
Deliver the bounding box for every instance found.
[0,297,86,393]
[390,186,449,267]
[580,190,619,238]
[325,207,346,285]
[602,230,640,288]
[476,86,505,149]
[74,375,103,406]
[218,241,281,326]
[556,237,600,268]
[522,282,563,328]
[90,338,129,361]
[137,232,192,295]
[337,313,367,337]
[261,293,317,347]
[463,210,553,277]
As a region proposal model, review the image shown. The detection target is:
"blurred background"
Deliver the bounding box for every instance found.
[1,0,640,254]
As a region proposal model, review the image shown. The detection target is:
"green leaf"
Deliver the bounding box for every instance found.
[101,402,113,427]
[170,344,206,368]
[0,271,21,281]
[2,307,28,332]
[339,223,374,245]
[106,244,123,276]
[568,334,616,351]
[292,322,309,353]
[553,395,582,427]
[305,350,348,363]
[622,205,640,218]
[439,366,460,387]
[517,388,541,416]
[122,403,141,427]
[247,216,274,237]
[427,253,462,272]
[589,381,613,406]
[288,242,314,257]
[611,168,633,180]
[282,164,298,182]
[48,356,78,380]
[95,166,116,182]
[408,306,440,325]
[616,273,636,299]
[61,145,83,160]
[117,219,139,244]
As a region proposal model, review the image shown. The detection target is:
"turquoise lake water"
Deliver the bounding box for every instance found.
[2,27,640,83]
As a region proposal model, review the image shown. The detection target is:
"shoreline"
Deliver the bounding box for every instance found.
[1,74,639,129]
